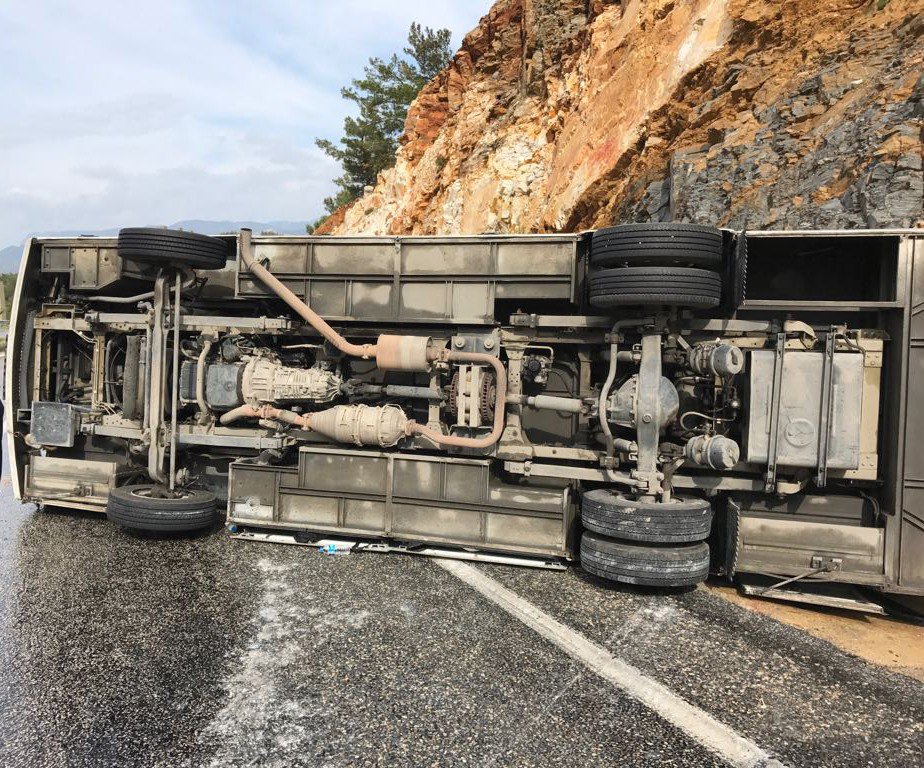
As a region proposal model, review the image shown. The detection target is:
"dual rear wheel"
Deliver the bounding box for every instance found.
[582,223,720,586]
[587,223,724,309]
[580,490,713,587]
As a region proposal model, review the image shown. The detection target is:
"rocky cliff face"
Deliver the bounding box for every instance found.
[321,0,923,235]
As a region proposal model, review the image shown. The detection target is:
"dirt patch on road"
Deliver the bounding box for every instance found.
[708,584,924,682]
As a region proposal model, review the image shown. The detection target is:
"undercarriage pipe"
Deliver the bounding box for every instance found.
[409,350,507,450]
[220,404,308,428]
[87,269,197,304]
[238,228,377,359]
[236,228,511,450]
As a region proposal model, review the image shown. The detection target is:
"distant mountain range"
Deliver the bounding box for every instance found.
[0,245,21,272]
[0,219,310,272]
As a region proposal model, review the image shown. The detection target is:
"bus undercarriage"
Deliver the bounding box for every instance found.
[5,224,923,595]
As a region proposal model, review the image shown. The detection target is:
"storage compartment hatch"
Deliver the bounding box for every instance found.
[227,448,574,558]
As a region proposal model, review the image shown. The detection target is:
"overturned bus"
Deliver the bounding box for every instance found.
[4,224,924,595]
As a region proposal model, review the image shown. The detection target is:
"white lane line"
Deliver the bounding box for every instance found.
[436,559,787,768]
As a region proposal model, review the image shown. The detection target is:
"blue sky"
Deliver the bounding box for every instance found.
[0,0,487,247]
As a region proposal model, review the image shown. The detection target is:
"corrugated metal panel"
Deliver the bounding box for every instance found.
[227,448,574,558]
[235,235,580,323]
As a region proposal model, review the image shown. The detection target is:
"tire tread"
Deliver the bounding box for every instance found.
[591,223,723,268]
[588,266,721,308]
[580,533,710,587]
[582,490,713,543]
[106,484,217,533]
[118,228,227,269]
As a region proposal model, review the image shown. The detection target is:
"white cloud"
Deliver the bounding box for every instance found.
[0,0,487,246]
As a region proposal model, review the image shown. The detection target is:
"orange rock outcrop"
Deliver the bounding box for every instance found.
[319,0,923,235]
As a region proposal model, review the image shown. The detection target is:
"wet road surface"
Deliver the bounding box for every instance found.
[0,486,921,768]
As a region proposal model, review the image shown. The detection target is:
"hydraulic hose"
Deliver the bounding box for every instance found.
[238,228,376,359]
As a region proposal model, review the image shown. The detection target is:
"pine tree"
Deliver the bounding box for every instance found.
[315,23,452,218]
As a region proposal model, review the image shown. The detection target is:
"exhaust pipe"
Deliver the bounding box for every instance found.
[236,229,508,450]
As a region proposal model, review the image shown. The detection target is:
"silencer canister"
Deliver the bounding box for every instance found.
[375,335,433,372]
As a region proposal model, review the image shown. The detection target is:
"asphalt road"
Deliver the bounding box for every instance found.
[0,486,921,768]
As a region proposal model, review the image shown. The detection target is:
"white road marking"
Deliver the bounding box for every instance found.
[198,559,334,767]
[436,559,787,768]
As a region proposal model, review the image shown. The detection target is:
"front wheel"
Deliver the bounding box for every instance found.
[106,484,217,533]
[117,228,228,270]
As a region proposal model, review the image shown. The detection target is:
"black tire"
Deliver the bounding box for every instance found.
[580,532,710,587]
[121,335,141,420]
[591,224,723,269]
[14,309,37,412]
[582,490,713,543]
[118,228,227,270]
[106,484,217,533]
[588,266,721,308]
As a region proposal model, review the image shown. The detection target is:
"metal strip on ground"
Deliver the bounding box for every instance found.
[231,531,566,569]
[436,559,787,768]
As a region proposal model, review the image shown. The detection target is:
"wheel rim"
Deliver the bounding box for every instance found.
[129,487,196,501]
